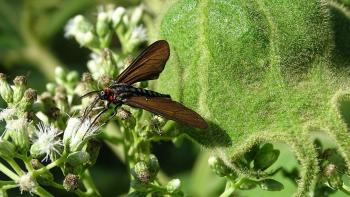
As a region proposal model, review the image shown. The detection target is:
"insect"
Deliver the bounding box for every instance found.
[82,40,208,129]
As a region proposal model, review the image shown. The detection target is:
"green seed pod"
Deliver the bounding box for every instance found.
[12,76,27,103]
[63,173,79,191]
[0,73,13,103]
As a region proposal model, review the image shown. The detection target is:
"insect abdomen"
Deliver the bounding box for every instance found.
[132,87,170,98]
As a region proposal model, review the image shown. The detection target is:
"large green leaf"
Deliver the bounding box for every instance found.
[158,0,350,196]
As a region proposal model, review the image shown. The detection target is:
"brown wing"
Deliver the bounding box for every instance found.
[124,96,208,129]
[116,40,170,85]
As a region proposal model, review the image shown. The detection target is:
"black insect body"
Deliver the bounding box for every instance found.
[83,40,208,129]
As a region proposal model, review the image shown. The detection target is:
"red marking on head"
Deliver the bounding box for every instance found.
[108,96,114,102]
[104,88,112,94]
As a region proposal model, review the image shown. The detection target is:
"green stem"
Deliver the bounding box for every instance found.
[1,184,18,190]
[6,158,23,176]
[0,161,19,180]
[341,184,350,195]
[33,153,68,177]
[0,180,15,186]
[34,186,54,197]
[219,177,246,197]
[219,181,235,197]
[81,170,100,197]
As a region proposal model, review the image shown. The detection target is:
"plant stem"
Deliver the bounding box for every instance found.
[219,177,246,197]
[81,170,100,197]
[0,161,19,181]
[33,153,68,177]
[34,186,54,197]
[341,184,350,195]
[6,158,23,176]
[1,184,18,190]
[219,181,235,197]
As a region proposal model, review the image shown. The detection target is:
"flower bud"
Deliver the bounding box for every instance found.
[148,154,160,175]
[55,67,66,85]
[96,12,110,38]
[63,174,79,191]
[86,140,101,167]
[0,73,13,103]
[19,88,37,111]
[63,118,100,152]
[12,76,27,103]
[54,87,68,113]
[166,179,181,193]
[112,7,126,27]
[99,74,112,87]
[117,108,132,120]
[324,164,343,189]
[46,83,56,94]
[67,71,79,84]
[130,25,147,44]
[82,72,93,83]
[130,6,143,25]
[66,151,90,167]
[133,161,152,184]
[0,140,16,159]
[7,118,30,153]
[208,156,232,177]
[30,159,44,170]
[101,49,117,77]
[18,173,37,194]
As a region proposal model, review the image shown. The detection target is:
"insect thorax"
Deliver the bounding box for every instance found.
[109,84,170,98]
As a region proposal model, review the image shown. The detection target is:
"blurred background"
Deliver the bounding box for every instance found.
[0,0,350,196]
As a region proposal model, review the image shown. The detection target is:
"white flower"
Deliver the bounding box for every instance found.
[112,7,126,27]
[130,25,147,42]
[18,173,37,194]
[0,108,16,121]
[5,117,27,132]
[63,117,101,152]
[64,15,84,38]
[31,122,62,162]
[130,6,143,25]
[64,15,96,47]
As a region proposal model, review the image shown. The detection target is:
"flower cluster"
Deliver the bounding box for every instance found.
[0,4,186,197]
[65,5,147,80]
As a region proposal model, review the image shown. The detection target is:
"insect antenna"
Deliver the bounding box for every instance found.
[82,107,108,139]
[80,90,100,99]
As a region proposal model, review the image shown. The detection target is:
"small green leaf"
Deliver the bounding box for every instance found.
[239,179,257,190]
[258,179,284,191]
[244,144,259,164]
[253,144,279,170]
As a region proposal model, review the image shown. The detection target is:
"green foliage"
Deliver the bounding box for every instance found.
[159,0,350,196]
